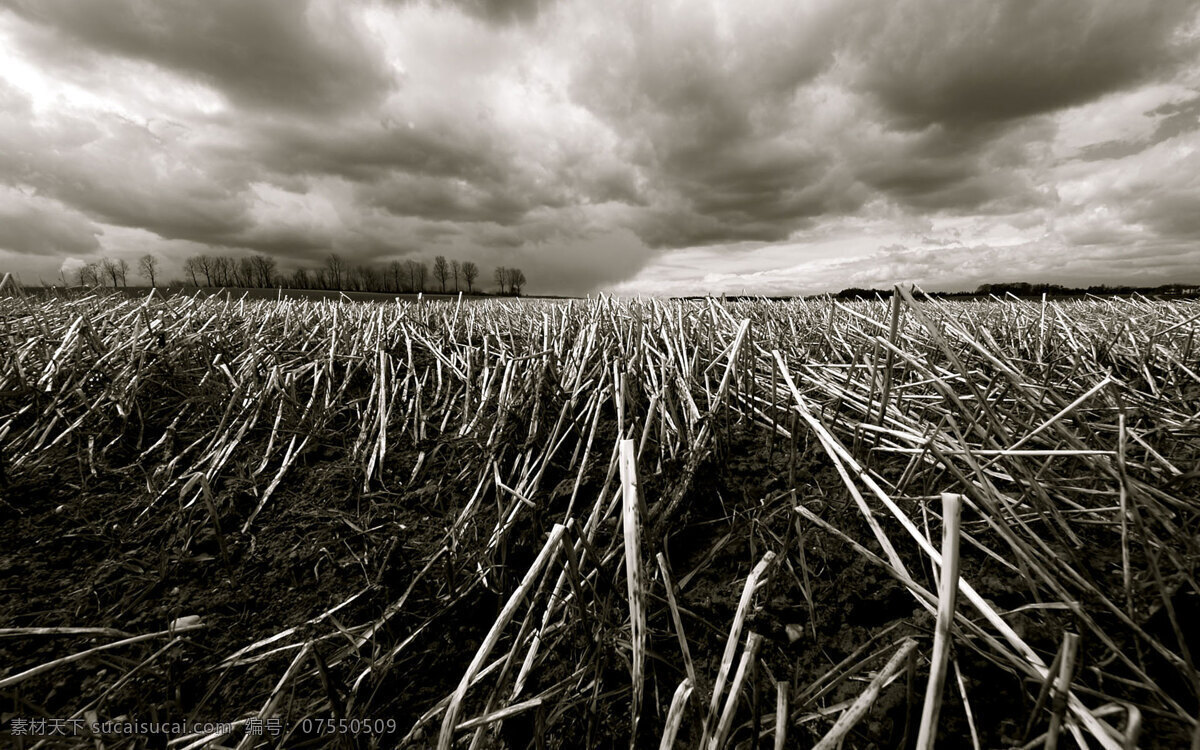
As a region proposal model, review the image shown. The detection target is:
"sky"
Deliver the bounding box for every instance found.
[1,0,1198,296]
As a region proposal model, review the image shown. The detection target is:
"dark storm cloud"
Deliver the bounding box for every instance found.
[567,0,1200,251]
[832,0,1197,218]
[672,142,853,223]
[871,170,1045,214]
[1137,197,1200,240]
[0,106,254,245]
[222,227,336,258]
[854,0,1198,128]
[627,144,863,248]
[1076,139,1152,163]
[245,119,505,183]
[418,0,548,25]
[853,131,986,209]
[508,227,648,295]
[359,174,554,224]
[2,0,394,114]
[0,196,101,257]
[569,1,853,248]
[45,167,251,246]
[0,82,349,263]
[240,117,574,226]
[851,122,1054,214]
[2,0,1199,293]
[1119,178,1200,241]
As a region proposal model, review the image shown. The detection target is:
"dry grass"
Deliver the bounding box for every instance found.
[1,284,1198,748]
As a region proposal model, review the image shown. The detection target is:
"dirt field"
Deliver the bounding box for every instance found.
[2,289,1198,748]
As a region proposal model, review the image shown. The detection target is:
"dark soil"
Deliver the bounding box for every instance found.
[2,412,1194,749]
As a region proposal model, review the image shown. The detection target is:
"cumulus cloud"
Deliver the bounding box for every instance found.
[0,0,1198,293]
[1,0,394,114]
[0,102,252,245]
[0,188,102,258]
[566,0,855,247]
[852,0,1198,127]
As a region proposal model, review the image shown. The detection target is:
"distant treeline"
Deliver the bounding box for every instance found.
[830,282,1200,300]
[73,253,530,296]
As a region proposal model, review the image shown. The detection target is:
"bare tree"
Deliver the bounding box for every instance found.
[194,255,214,286]
[101,258,120,287]
[389,261,404,293]
[494,266,508,295]
[290,267,310,289]
[355,264,381,292]
[462,261,479,293]
[78,262,101,287]
[138,254,160,287]
[451,260,460,292]
[416,260,428,292]
[405,259,428,292]
[325,254,346,290]
[403,261,415,292]
[237,257,255,287]
[510,268,527,297]
[433,255,449,293]
[400,260,415,292]
[251,254,278,287]
[183,257,200,286]
[212,256,233,287]
[207,256,221,286]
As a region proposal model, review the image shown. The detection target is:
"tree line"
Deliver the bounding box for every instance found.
[831,282,1200,300]
[75,256,160,288]
[971,282,1200,297]
[75,253,528,296]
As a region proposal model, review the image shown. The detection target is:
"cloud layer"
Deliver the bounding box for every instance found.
[1,0,1198,294]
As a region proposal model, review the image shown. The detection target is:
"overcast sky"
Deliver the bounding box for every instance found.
[1,0,1198,295]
